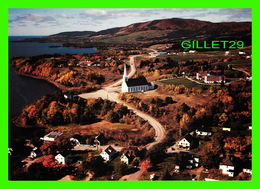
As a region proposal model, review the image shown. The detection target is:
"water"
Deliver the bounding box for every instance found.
[8,36,97,138]
[9,36,97,58]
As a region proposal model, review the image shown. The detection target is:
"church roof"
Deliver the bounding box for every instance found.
[126,77,151,87]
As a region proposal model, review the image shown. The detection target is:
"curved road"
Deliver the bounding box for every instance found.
[78,55,165,150]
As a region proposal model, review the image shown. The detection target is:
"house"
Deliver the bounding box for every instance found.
[219,156,235,177]
[63,92,77,101]
[224,51,230,56]
[121,64,154,92]
[149,51,167,57]
[29,147,41,159]
[178,134,197,150]
[189,50,196,54]
[177,152,200,170]
[40,131,63,142]
[243,168,252,175]
[187,155,200,169]
[195,126,212,136]
[77,61,100,67]
[70,138,81,147]
[121,153,135,165]
[242,161,252,175]
[196,73,210,80]
[239,51,246,55]
[55,152,72,165]
[174,165,180,173]
[204,178,219,181]
[8,148,13,156]
[120,147,139,165]
[204,75,225,84]
[100,146,117,161]
[222,127,231,132]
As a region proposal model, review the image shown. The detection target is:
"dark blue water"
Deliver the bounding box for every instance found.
[9,36,97,58]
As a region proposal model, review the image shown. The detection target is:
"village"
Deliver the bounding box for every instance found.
[8,45,252,181]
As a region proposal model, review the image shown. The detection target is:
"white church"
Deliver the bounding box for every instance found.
[121,64,154,92]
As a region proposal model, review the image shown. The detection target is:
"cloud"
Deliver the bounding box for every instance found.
[58,14,74,19]
[81,9,108,16]
[10,13,56,23]
[217,8,251,21]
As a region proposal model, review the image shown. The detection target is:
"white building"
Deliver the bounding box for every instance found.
[120,154,134,165]
[40,131,63,142]
[55,152,72,165]
[189,50,196,54]
[195,126,212,136]
[121,64,154,93]
[219,156,235,177]
[178,134,196,150]
[100,146,117,161]
[29,147,41,159]
[243,168,252,175]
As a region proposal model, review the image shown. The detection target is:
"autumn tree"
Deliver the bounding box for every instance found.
[42,155,57,168]
[223,136,248,153]
[139,160,152,170]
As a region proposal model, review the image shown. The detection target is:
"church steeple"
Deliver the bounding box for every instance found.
[123,64,128,82]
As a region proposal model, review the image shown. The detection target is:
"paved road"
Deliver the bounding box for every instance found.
[78,55,166,181]
[78,55,166,150]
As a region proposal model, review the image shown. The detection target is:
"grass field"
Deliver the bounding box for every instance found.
[158,78,203,89]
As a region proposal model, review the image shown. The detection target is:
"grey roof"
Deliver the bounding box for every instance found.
[104,146,116,155]
[46,131,63,139]
[126,77,152,87]
[221,156,234,166]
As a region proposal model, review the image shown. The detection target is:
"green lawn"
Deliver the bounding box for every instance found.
[159,78,203,89]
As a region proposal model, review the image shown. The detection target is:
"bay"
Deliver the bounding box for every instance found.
[8,36,97,138]
[9,36,97,58]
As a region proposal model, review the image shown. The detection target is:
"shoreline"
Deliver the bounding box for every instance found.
[15,70,80,92]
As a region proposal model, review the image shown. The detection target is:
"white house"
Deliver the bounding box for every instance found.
[239,51,246,55]
[224,51,230,56]
[204,178,219,181]
[121,64,154,93]
[55,152,72,165]
[178,134,196,150]
[120,154,134,165]
[29,147,41,159]
[222,127,231,132]
[219,156,235,177]
[8,148,13,156]
[120,147,139,165]
[40,131,63,142]
[100,146,117,161]
[195,126,212,136]
[243,168,252,175]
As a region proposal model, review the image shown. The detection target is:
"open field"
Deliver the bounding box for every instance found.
[158,78,204,89]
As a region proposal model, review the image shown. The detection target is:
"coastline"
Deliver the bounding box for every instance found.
[15,70,79,92]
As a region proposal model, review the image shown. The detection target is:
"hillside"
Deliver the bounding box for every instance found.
[22,18,252,47]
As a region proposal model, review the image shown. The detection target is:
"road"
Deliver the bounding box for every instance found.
[78,54,166,181]
[78,55,166,150]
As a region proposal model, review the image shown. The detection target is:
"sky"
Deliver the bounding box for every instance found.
[8,8,252,36]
